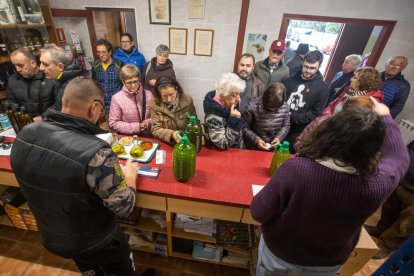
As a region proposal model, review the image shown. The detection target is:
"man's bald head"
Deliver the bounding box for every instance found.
[62,77,104,123]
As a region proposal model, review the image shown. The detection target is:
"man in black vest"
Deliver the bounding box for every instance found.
[11,77,138,275]
[7,48,55,121]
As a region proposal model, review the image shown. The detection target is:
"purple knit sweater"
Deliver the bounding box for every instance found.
[250,115,409,266]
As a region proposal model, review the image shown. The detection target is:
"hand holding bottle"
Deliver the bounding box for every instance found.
[270,137,280,148]
[122,159,138,189]
[172,130,182,144]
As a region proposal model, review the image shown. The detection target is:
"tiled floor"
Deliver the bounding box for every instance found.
[0,224,249,276]
[0,208,386,275]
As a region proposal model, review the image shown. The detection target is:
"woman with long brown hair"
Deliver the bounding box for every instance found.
[251,98,409,275]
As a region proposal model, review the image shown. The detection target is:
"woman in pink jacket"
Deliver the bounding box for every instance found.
[108,64,152,135]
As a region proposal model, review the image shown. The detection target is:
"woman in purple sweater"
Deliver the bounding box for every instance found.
[251,98,409,275]
[108,64,152,135]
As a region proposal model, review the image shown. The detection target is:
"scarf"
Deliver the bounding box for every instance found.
[343,88,367,102]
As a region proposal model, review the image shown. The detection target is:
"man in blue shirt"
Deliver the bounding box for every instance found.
[91,39,123,110]
[380,56,411,118]
[113,33,146,72]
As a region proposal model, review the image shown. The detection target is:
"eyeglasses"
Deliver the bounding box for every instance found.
[303,65,318,71]
[97,51,108,56]
[120,41,132,44]
[0,142,12,150]
[124,80,140,86]
[389,63,402,68]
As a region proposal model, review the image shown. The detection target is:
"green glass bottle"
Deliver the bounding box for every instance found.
[269,141,291,176]
[185,115,203,154]
[173,134,196,182]
[5,103,20,134]
[12,104,24,130]
[20,106,33,127]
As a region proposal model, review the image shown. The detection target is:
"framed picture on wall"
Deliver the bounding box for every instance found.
[169,27,188,55]
[148,0,171,25]
[194,29,214,56]
[188,0,205,19]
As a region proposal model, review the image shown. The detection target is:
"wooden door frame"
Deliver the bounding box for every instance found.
[51,9,98,60]
[279,13,396,69]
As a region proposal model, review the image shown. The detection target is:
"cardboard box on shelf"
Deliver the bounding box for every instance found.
[338,228,378,275]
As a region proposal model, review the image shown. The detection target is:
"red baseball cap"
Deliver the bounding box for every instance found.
[270,39,286,52]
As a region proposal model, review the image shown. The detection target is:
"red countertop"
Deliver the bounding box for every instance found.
[0,137,273,207]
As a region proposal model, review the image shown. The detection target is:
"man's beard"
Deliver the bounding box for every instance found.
[238,71,250,80]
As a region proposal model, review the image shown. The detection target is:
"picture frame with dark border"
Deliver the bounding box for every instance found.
[148,0,171,25]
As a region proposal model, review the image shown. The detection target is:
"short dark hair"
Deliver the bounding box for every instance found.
[240,53,255,64]
[96,38,114,54]
[153,76,184,100]
[63,76,104,105]
[298,106,385,176]
[120,33,134,42]
[262,83,286,111]
[304,50,324,65]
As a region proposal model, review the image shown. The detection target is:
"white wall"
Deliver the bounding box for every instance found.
[49,0,243,120]
[245,0,414,121]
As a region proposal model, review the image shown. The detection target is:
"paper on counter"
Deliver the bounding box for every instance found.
[0,128,16,138]
[252,184,265,196]
[0,145,12,156]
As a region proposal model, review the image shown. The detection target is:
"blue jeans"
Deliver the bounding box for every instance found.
[257,235,341,276]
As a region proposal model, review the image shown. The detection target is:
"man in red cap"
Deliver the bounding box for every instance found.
[253,39,290,86]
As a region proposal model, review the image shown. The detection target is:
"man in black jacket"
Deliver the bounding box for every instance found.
[7,48,55,121]
[283,50,329,152]
[39,43,83,113]
[11,77,138,275]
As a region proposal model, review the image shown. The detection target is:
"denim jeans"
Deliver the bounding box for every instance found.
[256,235,341,276]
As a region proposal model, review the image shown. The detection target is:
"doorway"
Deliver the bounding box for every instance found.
[279,14,396,84]
[51,7,137,62]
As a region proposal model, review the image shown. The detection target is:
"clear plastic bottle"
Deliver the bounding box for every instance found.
[173,134,196,182]
[185,115,203,154]
[111,133,126,156]
[130,135,144,158]
[269,141,291,176]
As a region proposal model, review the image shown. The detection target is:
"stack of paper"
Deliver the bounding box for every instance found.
[174,214,216,237]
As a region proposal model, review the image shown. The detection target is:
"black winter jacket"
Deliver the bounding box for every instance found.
[49,61,83,112]
[6,71,55,116]
[11,109,116,258]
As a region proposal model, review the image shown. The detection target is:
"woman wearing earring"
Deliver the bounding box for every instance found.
[108,64,152,136]
[150,76,196,145]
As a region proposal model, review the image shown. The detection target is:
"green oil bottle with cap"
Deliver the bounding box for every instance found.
[269,141,291,176]
[173,134,196,182]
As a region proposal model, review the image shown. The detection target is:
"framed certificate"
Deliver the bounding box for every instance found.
[194,29,214,56]
[169,27,188,55]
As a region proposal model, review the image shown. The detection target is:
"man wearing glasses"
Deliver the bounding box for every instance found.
[113,33,146,73]
[380,56,410,118]
[92,39,124,110]
[283,50,329,152]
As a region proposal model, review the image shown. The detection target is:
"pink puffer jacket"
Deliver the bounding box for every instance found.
[108,85,152,135]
